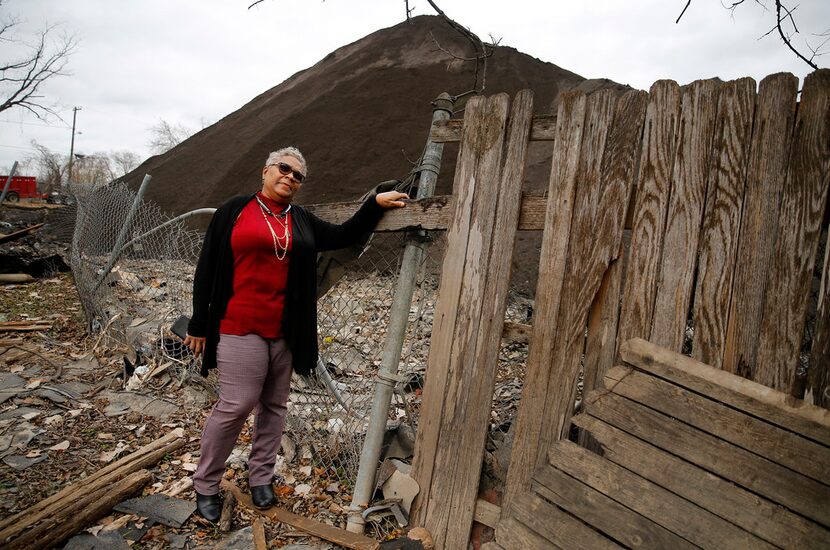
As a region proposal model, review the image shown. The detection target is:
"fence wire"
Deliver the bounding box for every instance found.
[60,181,531,538]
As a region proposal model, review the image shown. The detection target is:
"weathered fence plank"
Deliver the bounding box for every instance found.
[573,414,830,549]
[809,221,830,407]
[549,440,774,549]
[691,78,756,367]
[722,73,799,377]
[651,79,721,350]
[578,243,624,451]
[603,365,830,483]
[411,95,504,529]
[502,90,587,512]
[411,91,534,549]
[428,91,533,550]
[617,80,681,346]
[543,89,647,441]
[584,390,830,526]
[755,69,830,395]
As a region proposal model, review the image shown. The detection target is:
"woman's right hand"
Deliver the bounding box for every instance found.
[183,334,206,357]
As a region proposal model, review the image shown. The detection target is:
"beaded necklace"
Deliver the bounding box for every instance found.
[255,194,291,261]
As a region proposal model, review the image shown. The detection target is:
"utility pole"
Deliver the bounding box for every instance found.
[67,106,81,192]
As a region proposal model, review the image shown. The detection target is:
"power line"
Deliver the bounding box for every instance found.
[0,144,39,151]
[0,119,72,129]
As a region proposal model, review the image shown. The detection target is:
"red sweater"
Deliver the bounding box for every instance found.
[219,193,292,339]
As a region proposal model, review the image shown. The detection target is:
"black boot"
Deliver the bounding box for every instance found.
[195,492,222,522]
[250,484,276,509]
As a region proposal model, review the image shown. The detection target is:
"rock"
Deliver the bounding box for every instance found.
[63,530,131,550]
[3,454,47,470]
[0,373,26,391]
[0,406,40,420]
[113,494,197,528]
[100,390,177,420]
[212,526,253,549]
[183,384,210,408]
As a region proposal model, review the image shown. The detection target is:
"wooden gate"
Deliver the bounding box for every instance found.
[408,69,830,549]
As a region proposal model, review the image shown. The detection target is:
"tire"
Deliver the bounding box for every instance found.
[4,191,19,202]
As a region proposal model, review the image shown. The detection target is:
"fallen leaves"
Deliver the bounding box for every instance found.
[49,440,70,451]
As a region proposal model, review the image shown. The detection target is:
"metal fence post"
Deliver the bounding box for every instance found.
[0,161,19,204]
[346,93,454,533]
[93,174,152,292]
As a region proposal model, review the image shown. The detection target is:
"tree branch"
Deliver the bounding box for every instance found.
[0,16,77,120]
[678,0,823,71]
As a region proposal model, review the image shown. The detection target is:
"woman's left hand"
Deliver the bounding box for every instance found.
[376,191,409,209]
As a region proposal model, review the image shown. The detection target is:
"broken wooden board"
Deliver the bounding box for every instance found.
[412,90,530,550]
[221,479,379,550]
[0,223,45,245]
[0,320,53,332]
[497,338,830,549]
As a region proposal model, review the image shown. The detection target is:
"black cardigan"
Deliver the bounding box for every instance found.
[188,192,385,376]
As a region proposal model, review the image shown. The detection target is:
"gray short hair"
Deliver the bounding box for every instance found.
[266,147,307,177]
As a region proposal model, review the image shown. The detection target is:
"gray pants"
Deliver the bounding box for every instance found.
[193,334,293,495]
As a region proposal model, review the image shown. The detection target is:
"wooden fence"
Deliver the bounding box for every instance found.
[398,69,830,549]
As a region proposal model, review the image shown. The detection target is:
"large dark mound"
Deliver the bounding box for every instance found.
[126,15,627,214]
[124,15,629,293]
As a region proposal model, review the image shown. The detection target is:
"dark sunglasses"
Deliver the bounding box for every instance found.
[269,162,305,183]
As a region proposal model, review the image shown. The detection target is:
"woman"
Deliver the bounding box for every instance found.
[184,146,407,521]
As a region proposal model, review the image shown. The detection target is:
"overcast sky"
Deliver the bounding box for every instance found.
[1,0,827,172]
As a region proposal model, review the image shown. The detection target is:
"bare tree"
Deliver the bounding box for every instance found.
[0,4,78,119]
[29,141,66,193]
[677,0,827,70]
[415,0,499,99]
[147,119,192,155]
[109,150,141,177]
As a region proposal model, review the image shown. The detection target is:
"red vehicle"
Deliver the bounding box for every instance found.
[0,176,47,202]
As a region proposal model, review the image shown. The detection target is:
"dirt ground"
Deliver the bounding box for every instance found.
[0,273,369,549]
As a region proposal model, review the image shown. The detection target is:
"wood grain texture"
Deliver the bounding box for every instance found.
[618,80,681,345]
[603,365,830,483]
[473,499,501,529]
[422,91,532,550]
[584,389,830,526]
[651,79,721,351]
[579,245,624,452]
[582,247,624,407]
[6,470,152,550]
[503,89,587,512]
[511,492,621,550]
[756,69,830,395]
[532,463,696,549]
[412,94,504,526]
[549,440,774,549]
[620,338,830,444]
[691,78,756,367]
[574,414,830,549]
[540,89,647,448]
[808,221,830,407]
[722,73,799,376]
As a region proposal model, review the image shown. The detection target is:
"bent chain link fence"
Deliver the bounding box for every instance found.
[56,180,534,538]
